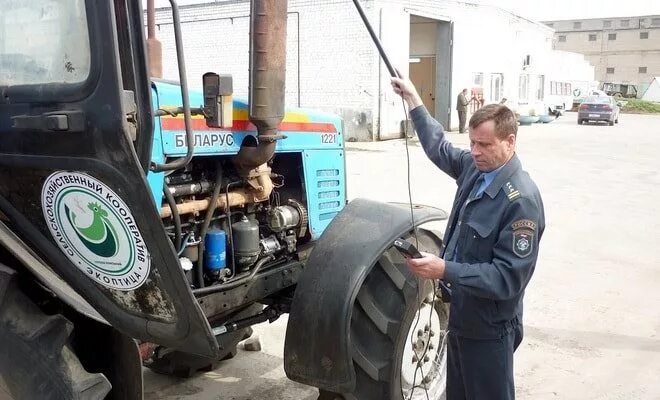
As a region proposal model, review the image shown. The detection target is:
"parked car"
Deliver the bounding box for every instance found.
[601,82,638,98]
[577,96,620,126]
[589,89,608,97]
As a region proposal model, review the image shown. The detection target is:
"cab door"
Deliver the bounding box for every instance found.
[0,0,217,358]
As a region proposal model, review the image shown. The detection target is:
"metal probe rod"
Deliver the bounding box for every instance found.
[351,0,399,78]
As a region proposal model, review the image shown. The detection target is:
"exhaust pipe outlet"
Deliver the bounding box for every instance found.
[234,0,288,176]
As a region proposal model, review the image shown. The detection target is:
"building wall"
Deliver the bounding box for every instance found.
[410,17,438,56]
[149,1,595,140]
[150,0,380,141]
[544,16,660,86]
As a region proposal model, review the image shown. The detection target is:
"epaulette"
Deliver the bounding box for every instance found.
[504,181,521,202]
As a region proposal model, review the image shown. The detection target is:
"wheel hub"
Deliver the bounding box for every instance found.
[400,301,447,400]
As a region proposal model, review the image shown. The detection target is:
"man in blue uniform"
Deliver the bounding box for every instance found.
[391,74,545,400]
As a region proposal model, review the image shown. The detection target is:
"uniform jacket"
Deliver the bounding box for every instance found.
[411,105,545,339]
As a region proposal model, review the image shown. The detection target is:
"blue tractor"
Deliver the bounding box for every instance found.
[0,0,448,399]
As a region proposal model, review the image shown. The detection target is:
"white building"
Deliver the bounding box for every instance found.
[150,0,594,141]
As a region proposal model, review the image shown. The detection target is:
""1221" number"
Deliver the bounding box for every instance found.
[321,133,337,144]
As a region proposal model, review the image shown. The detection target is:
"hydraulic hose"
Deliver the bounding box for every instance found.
[162,185,182,252]
[192,255,275,297]
[196,164,224,288]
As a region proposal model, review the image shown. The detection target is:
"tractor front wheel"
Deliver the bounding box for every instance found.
[321,229,449,400]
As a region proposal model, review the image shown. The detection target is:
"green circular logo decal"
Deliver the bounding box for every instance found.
[41,172,150,290]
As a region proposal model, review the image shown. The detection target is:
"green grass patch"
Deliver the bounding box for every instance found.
[621,99,660,114]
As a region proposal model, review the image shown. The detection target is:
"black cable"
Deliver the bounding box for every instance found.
[163,185,182,252]
[225,182,238,279]
[196,163,224,288]
[402,98,419,250]
[350,2,437,396]
[405,276,425,400]
[400,94,432,400]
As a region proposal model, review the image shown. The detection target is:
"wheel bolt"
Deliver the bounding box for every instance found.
[429,343,434,350]
[412,355,418,363]
[429,331,435,337]
[424,356,430,363]
[418,329,423,337]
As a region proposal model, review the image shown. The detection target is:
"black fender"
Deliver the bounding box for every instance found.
[283,198,448,392]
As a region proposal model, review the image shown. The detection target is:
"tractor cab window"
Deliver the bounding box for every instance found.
[0,0,91,86]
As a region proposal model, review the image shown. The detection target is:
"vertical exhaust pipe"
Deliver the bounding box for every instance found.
[233,0,288,176]
[146,0,163,78]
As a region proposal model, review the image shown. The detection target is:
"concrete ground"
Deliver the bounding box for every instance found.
[144,111,660,400]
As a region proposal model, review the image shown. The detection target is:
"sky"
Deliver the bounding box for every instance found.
[151,0,659,22]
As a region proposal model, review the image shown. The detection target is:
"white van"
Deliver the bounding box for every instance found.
[545,81,574,116]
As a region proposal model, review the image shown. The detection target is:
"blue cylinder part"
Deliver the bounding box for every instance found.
[205,229,227,271]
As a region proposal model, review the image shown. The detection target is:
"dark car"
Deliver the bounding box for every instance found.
[577,95,620,126]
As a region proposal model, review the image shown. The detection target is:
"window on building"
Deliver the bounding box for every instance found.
[490,74,504,102]
[589,34,597,41]
[621,20,629,28]
[573,21,582,29]
[603,20,612,28]
[608,33,617,40]
[640,32,649,39]
[549,81,571,96]
[606,67,615,74]
[473,72,484,86]
[652,18,660,26]
[536,75,545,100]
[550,81,558,95]
[639,67,647,74]
[558,35,567,42]
[519,74,529,102]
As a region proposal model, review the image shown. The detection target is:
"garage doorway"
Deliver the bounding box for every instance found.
[410,15,453,127]
[409,56,436,116]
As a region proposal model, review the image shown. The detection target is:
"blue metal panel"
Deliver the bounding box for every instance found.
[153,80,344,156]
[147,80,346,241]
[302,149,346,240]
[161,130,343,156]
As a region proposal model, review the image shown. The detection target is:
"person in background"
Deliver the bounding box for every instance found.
[457,88,471,133]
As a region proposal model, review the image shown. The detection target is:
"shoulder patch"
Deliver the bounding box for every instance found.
[512,219,536,231]
[513,229,534,258]
[504,181,521,201]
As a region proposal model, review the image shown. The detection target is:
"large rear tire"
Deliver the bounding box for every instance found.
[321,229,449,400]
[0,265,111,400]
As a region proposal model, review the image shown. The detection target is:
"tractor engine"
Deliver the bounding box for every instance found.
[158,156,309,287]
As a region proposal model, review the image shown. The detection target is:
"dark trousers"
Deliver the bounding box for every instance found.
[458,111,467,133]
[446,325,523,400]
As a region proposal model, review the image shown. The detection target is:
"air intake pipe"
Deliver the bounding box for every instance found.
[233,0,288,176]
